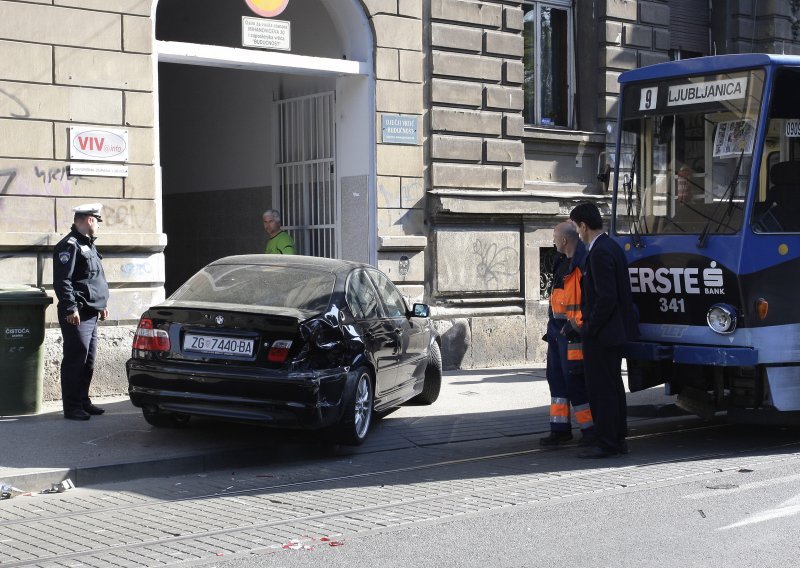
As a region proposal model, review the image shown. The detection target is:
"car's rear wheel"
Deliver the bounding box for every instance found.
[142,407,190,428]
[335,367,373,446]
[413,341,442,405]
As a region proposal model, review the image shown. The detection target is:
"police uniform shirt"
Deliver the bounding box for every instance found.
[53,226,109,316]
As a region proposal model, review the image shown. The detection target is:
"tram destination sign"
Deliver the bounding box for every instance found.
[628,74,751,116]
[667,77,747,107]
[381,114,418,145]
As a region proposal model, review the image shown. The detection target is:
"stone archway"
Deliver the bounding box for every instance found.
[151,0,375,292]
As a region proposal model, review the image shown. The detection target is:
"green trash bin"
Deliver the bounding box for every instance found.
[0,285,53,416]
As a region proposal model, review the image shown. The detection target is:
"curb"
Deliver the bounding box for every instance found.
[3,446,280,494]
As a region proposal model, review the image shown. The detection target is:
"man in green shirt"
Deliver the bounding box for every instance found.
[263,209,296,254]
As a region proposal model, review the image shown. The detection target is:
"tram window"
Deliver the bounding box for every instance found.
[766,151,780,191]
[758,161,800,232]
[752,66,800,233]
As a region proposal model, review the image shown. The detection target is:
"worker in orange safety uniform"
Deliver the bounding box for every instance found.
[540,221,596,446]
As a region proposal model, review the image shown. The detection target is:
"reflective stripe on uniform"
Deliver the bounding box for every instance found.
[567,342,584,361]
[550,397,570,423]
[573,403,593,428]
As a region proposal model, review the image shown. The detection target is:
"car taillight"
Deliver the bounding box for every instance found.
[267,339,293,363]
[132,318,171,352]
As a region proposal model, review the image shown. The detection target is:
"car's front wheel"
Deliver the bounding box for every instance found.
[413,341,442,405]
[142,407,190,428]
[335,367,374,445]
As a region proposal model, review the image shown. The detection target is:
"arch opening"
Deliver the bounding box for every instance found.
[153,0,375,293]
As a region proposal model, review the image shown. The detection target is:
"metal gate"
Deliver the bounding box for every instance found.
[273,91,337,258]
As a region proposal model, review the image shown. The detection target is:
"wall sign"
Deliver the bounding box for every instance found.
[242,17,291,50]
[381,114,418,145]
[245,0,289,18]
[69,127,128,162]
[68,163,129,178]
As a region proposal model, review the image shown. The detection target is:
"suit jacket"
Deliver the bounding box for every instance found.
[580,233,639,346]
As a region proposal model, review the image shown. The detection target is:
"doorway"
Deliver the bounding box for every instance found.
[153,0,374,294]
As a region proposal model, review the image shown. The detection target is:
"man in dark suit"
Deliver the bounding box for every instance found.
[569,202,639,458]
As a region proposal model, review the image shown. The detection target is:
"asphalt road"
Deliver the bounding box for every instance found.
[3,419,799,567]
[2,368,799,567]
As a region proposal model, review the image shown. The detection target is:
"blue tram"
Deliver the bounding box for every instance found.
[612,54,800,421]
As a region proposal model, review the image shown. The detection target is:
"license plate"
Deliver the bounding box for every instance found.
[183,333,255,356]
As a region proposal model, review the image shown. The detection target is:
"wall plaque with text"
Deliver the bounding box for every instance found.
[242,17,291,51]
[381,114,418,145]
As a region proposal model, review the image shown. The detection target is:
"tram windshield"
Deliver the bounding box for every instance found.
[614,69,764,237]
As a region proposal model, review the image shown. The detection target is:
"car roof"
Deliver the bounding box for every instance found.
[207,254,369,276]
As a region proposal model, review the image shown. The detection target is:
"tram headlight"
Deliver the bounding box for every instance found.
[706,303,737,334]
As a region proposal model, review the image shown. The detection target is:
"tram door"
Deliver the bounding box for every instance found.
[273,91,338,258]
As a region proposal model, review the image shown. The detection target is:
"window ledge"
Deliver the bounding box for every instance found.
[522,126,606,144]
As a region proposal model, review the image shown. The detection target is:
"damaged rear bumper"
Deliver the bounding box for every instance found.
[127,359,350,429]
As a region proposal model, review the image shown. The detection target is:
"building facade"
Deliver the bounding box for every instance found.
[0,0,798,400]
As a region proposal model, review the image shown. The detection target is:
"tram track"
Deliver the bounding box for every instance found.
[0,421,733,526]
[2,422,799,566]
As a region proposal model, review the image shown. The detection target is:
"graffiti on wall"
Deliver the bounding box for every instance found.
[0,87,30,119]
[120,262,153,278]
[436,230,521,294]
[100,204,149,230]
[472,239,519,288]
[0,164,87,196]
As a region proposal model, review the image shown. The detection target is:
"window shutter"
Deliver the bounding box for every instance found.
[669,0,710,55]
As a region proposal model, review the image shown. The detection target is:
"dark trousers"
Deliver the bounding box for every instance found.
[59,309,98,412]
[582,339,627,452]
[545,323,592,433]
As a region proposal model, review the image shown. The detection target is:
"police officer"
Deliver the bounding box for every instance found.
[53,203,110,420]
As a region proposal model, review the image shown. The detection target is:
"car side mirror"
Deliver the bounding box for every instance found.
[411,303,430,318]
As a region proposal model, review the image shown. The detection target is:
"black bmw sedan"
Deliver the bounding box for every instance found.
[126,255,441,445]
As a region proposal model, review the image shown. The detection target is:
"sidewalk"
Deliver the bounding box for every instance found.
[0,366,678,494]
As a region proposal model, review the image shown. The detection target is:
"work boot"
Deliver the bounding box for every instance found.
[578,431,597,447]
[539,431,573,446]
[64,409,90,421]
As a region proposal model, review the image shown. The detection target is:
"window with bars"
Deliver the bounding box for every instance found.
[539,246,560,300]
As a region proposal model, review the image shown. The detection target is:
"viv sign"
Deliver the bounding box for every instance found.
[69,127,129,162]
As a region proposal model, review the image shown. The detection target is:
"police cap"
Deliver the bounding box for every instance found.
[73,203,103,222]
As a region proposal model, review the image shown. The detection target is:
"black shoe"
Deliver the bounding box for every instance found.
[540,432,574,447]
[83,404,105,416]
[64,409,90,421]
[578,433,597,447]
[577,446,619,459]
